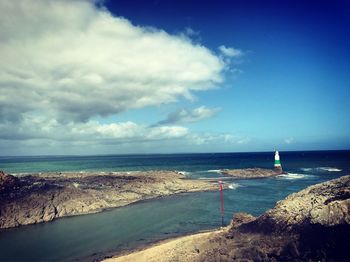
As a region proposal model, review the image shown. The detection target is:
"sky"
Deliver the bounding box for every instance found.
[0,0,349,155]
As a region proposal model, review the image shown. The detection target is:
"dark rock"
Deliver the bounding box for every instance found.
[0,170,19,194]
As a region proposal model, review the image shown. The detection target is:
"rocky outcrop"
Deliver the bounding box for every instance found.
[107,175,350,262]
[221,168,281,179]
[0,171,19,193]
[251,174,350,231]
[207,175,350,261]
[0,171,218,229]
[228,212,256,230]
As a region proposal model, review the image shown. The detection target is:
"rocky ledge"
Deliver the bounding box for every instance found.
[107,175,350,262]
[0,170,218,229]
[218,175,350,261]
[221,168,281,179]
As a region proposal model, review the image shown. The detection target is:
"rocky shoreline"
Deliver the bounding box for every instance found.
[105,175,350,262]
[220,167,282,179]
[0,170,218,229]
[0,167,297,230]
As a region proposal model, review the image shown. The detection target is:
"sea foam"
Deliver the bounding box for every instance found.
[278,173,309,179]
[301,167,342,172]
[206,169,222,174]
[177,171,191,176]
[228,182,241,190]
[318,167,342,172]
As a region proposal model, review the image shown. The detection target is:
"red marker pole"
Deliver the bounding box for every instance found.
[219,180,224,226]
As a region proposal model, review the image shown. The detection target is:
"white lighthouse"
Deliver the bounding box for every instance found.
[274,150,283,173]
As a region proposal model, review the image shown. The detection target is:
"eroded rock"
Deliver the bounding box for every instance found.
[216,175,350,261]
[221,168,281,179]
[0,171,218,229]
[0,170,19,193]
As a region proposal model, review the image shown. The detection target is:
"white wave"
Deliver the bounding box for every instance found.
[177,171,190,176]
[110,171,136,174]
[10,172,28,177]
[206,169,222,173]
[278,173,308,179]
[228,182,241,190]
[300,168,312,172]
[300,167,342,172]
[318,167,342,172]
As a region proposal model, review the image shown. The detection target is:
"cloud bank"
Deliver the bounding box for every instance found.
[0,0,225,124]
[0,0,245,154]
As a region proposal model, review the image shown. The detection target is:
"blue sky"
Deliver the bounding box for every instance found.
[106,0,350,151]
[0,0,349,155]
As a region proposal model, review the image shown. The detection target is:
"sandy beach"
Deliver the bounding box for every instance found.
[104,230,223,262]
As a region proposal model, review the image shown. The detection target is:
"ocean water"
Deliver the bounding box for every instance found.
[0,151,349,261]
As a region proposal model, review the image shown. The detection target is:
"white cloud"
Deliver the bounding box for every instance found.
[0,0,245,154]
[188,133,249,146]
[156,106,221,125]
[219,45,244,58]
[0,115,249,155]
[284,137,295,144]
[0,0,225,124]
[0,116,188,142]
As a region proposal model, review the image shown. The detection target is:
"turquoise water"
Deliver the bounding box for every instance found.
[2,151,350,174]
[0,151,349,261]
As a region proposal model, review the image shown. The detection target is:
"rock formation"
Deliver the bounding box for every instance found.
[107,175,350,262]
[221,168,280,179]
[253,174,350,231]
[0,171,19,193]
[0,170,218,229]
[204,175,350,261]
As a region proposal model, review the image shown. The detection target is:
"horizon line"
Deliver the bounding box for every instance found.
[1,148,349,158]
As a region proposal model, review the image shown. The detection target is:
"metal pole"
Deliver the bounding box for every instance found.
[219,180,224,226]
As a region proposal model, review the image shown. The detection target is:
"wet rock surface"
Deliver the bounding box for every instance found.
[0,171,217,229]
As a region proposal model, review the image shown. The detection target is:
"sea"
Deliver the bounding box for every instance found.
[0,150,349,261]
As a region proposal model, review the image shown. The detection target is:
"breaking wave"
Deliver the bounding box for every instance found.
[177,171,191,176]
[277,173,310,179]
[206,169,222,174]
[228,182,241,190]
[300,168,312,172]
[318,167,342,172]
[300,167,342,172]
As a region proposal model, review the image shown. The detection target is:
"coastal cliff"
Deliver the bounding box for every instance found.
[0,171,218,229]
[107,175,350,262]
